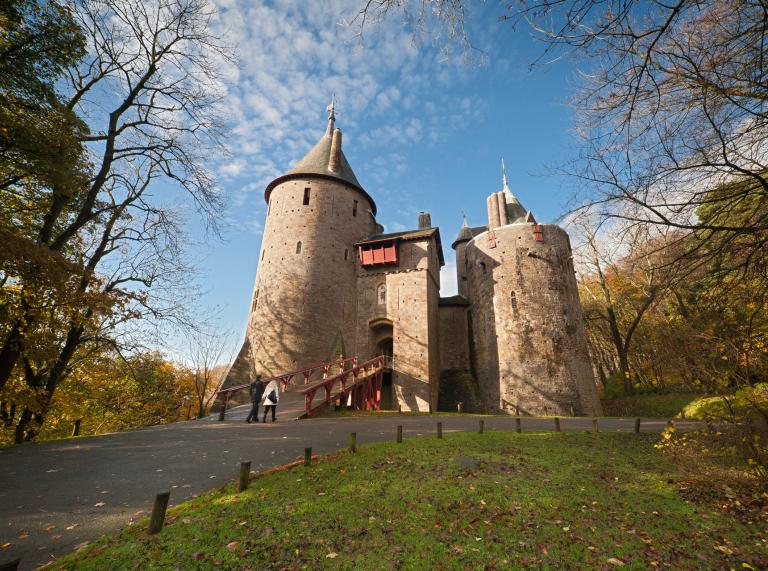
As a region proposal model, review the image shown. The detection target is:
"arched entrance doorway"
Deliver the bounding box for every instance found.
[370,319,394,409]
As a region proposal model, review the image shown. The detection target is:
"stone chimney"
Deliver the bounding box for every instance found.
[328,128,342,173]
[418,211,432,229]
[486,193,500,229]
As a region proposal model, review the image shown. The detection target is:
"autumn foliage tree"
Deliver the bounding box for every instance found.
[0,0,233,443]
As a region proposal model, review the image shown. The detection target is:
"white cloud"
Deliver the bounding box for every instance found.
[209,0,481,223]
[440,262,458,296]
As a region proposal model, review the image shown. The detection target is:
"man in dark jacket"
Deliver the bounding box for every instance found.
[245,375,264,423]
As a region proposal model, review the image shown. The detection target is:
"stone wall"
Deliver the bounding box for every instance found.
[455,241,470,298]
[465,223,601,416]
[438,304,469,371]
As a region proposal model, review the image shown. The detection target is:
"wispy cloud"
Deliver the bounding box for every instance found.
[209,0,481,233]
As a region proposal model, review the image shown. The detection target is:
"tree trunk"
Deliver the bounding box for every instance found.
[14,407,32,444]
[619,351,633,395]
[0,325,23,391]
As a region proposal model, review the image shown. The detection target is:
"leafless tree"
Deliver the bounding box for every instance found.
[187,328,234,419]
[0,0,234,441]
[349,0,478,60]
[355,1,768,270]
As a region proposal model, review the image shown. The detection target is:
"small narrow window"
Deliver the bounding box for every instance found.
[344,248,349,261]
[296,241,302,254]
[303,187,311,205]
[353,200,358,217]
[251,289,259,312]
[377,284,386,305]
[261,250,265,261]
[510,291,517,310]
[479,261,487,274]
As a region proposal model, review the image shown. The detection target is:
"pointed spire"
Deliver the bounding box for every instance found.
[502,158,510,191]
[325,95,336,138]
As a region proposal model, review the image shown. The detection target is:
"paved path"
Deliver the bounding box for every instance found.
[0,414,696,569]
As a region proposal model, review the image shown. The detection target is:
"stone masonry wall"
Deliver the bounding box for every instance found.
[455,241,470,298]
[438,305,470,371]
[466,223,601,416]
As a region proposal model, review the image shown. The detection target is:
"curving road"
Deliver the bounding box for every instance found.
[0,410,696,570]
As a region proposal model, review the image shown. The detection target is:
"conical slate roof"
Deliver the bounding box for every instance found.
[452,220,487,249]
[283,134,362,190]
[264,110,377,214]
[501,158,528,224]
[503,190,527,224]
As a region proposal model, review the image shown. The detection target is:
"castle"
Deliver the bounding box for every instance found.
[220,105,601,416]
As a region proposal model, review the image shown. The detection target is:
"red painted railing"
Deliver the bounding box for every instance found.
[299,356,385,417]
[215,356,358,412]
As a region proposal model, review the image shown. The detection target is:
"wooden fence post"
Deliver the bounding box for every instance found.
[71,419,81,437]
[479,420,484,434]
[396,425,403,443]
[304,447,312,467]
[238,461,251,492]
[437,422,443,439]
[349,432,357,453]
[554,417,561,432]
[515,416,522,434]
[634,418,641,434]
[148,491,171,534]
[398,405,402,414]
[592,418,599,433]
[0,557,21,571]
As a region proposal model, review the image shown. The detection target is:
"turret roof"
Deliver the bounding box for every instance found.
[264,105,377,214]
[452,224,487,249]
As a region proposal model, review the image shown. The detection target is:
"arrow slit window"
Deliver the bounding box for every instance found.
[377,284,386,305]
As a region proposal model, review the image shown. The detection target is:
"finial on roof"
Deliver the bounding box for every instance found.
[461,211,469,228]
[325,95,336,138]
[502,158,510,191]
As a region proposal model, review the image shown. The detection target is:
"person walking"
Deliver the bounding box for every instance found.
[262,378,280,423]
[245,375,264,423]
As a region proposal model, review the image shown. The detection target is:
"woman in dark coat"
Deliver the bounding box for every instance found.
[245,375,264,423]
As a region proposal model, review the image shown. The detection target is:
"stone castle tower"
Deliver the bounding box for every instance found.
[226,103,378,380]
[450,165,601,415]
[221,107,601,416]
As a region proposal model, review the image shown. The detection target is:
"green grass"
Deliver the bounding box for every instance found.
[52,432,766,570]
[601,384,768,421]
[601,393,698,418]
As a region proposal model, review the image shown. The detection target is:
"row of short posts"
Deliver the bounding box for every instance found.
[0,414,666,571]
[135,415,658,541]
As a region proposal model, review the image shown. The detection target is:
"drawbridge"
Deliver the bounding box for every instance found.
[213,356,385,422]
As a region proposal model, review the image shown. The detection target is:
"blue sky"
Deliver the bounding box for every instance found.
[195,0,582,346]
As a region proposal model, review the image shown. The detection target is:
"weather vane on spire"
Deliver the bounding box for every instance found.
[502,158,510,191]
[325,94,336,138]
